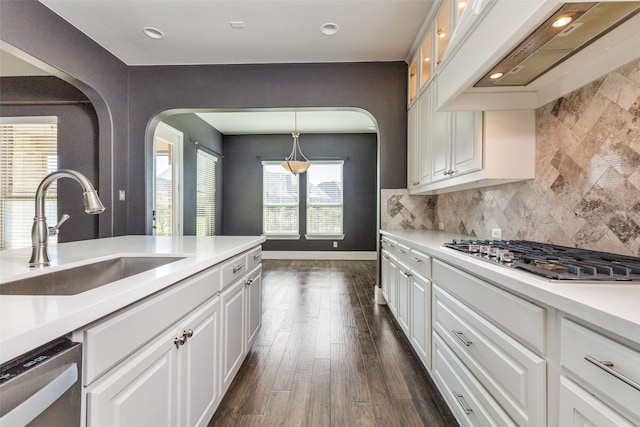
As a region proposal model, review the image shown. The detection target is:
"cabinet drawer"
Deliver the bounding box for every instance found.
[432,334,516,427]
[561,318,640,420]
[432,259,545,354]
[246,246,262,271]
[221,253,247,289]
[381,236,394,251]
[410,248,431,278]
[83,266,220,385]
[559,376,635,427]
[393,242,411,262]
[433,285,546,427]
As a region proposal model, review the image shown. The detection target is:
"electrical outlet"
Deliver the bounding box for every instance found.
[119,190,126,201]
[491,228,502,239]
[333,241,338,248]
[439,222,444,230]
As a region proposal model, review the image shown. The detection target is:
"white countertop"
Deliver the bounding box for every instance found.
[381,229,640,346]
[0,235,265,364]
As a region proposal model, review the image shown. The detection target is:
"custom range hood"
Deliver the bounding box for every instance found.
[435,0,640,111]
[476,2,640,87]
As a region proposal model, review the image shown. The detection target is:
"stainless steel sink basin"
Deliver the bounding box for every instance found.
[0,256,185,295]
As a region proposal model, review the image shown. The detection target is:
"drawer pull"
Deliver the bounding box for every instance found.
[400,270,412,278]
[183,329,193,338]
[398,248,406,253]
[232,264,245,273]
[253,253,262,259]
[452,329,472,347]
[411,257,422,262]
[585,355,640,392]
[245,278,254,286]
[452,391,473,415]
[383,255,390,260]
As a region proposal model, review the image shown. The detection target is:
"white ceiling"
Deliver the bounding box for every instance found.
[38,0,433,66]
[196,110,377,134]
[7,1,431,133]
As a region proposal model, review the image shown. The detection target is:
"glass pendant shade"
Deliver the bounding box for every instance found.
[281,116,311,175]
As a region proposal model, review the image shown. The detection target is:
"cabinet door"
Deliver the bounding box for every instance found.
[396,258,411,336]
[452,111,482,176]
[430,89,452,183]
[418,91,432,185]
[407,103,420,188]
[559,376,635,427]
[410,272,431,368]
[386,254,399,316]
[179,297,221,427]
[381,250,391,303]
[221,280,246,393]
[245,266,262,350]
[88,328,178,427]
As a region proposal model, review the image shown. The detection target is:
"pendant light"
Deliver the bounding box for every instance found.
[281,112,311,175]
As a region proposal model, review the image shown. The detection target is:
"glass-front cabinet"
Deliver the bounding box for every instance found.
[408,0,467,104]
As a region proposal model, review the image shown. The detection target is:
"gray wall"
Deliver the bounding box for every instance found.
[0,76,99,242]
[0,0,129,238]
[128,63,407,235]
[161,114,224,236]
[1,0,408,238]
[223,133,377,251]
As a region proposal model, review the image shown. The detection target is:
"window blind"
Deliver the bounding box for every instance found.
[196,149,217,236]
[306,161,343,236]
[262,162,299,236]
[0,117,58,250]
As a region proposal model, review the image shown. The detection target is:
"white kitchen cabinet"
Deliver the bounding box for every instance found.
[410,270,431,368]
[88,296,220,427]
[245,265,262,351]
[560,318,640,424]
[179,298,221,427]
[396,257,411,337]
[381,249,392,304]
[559,376,635,427]
[220,278,246,394]
[407,102,420,189]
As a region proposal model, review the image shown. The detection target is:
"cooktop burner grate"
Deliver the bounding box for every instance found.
[442,239,640,282]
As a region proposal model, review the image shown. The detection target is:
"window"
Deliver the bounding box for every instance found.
[0,117,58,250]
[262,162,299,237]
[196,149,217,236]
[306,161,344,238]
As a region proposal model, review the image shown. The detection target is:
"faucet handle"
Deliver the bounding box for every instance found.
[48,214,70,236]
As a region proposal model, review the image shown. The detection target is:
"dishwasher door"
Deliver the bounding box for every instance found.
[0,338,82,427]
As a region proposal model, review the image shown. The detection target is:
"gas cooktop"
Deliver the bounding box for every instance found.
[443,239,640,282]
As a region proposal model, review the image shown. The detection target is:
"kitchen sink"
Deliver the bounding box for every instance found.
[0,256,185,295]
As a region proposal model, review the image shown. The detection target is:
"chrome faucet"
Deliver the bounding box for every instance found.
[29,169,105,267]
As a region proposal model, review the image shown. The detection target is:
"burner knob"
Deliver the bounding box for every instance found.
[499,251,515,263]
[480,245,491,255]
[469,244,480,253]
[488,247,499,257]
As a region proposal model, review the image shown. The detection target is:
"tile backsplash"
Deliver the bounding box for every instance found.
[383,57,640,256]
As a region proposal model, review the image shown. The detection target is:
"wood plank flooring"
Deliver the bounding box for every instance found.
[208,260,458,427]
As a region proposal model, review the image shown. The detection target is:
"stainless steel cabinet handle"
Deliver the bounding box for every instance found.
[400,270,412,278]
[184,329,193,338]
[444,169,456,176]
[245,278,254,286]
[452,391,472,414]
[411,257,421,262]
[383,255,390,260]
[412,181,419,186]
[232,264,245,273]
[174,335,187,348]
[585,355,640,392]
[253,253,262,259]
[452,329,472,347]
[398,248,406,253]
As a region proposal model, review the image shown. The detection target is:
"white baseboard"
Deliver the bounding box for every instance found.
[262,251,377,260]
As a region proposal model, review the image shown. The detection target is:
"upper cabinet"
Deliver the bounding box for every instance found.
[436,0,640,111]
[407,0,536,195]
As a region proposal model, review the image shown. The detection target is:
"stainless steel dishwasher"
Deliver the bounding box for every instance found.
[0,338,82,427]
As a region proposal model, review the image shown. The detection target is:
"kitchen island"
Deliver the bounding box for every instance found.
[380,229,640,427]
[0,235,265,365]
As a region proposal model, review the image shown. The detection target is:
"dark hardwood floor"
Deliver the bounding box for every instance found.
[208,260,458,426]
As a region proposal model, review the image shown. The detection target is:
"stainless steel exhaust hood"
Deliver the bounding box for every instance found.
[475,2,640,88]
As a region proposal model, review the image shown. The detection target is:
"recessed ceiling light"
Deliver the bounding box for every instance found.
[320,23,339,36]
[489,72,504,80]
[143,27,164,39]
[552,16,573,28]
[230,21,245,29]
